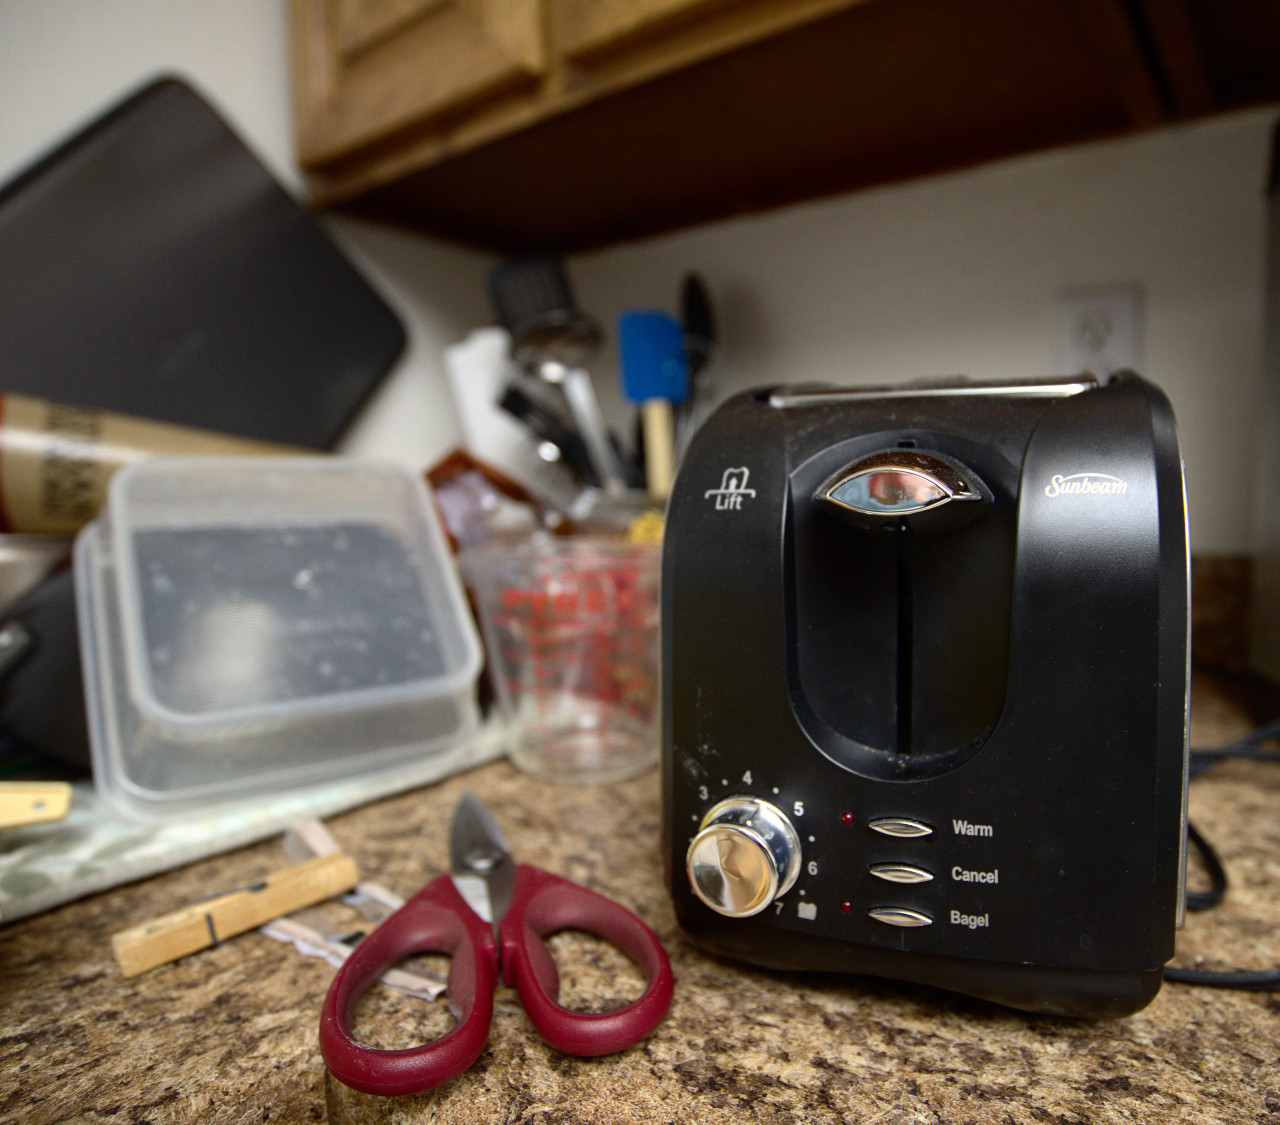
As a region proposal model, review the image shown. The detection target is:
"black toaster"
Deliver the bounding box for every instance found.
[661,373,1189,1017]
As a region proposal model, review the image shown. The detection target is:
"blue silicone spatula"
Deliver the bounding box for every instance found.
[618,311,690,501]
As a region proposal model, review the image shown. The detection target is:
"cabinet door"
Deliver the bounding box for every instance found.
[554,0,741,59]
[294,0,546,167]
[549,0,864,98]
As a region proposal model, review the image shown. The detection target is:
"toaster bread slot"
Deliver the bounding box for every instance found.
[788,439,1015,777]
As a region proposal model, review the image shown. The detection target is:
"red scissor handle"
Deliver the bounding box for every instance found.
[319,874,498,1096]
[499,865,674,1056]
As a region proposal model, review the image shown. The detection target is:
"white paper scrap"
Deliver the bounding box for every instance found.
[260,917,444,999]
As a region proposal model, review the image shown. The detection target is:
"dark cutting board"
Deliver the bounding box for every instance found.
[0,75,405,449]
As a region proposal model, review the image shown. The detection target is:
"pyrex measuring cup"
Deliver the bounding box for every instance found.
[460,535,659,783]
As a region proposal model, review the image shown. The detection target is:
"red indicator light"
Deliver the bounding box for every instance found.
[840,901,853,914]
[840,812,854,825]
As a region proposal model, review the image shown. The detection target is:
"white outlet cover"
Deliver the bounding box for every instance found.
[1059,283,1143,377]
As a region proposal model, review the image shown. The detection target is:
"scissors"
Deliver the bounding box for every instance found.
[319,794,675,1096]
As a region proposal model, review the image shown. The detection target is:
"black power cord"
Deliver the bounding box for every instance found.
[1163,718,1280,990]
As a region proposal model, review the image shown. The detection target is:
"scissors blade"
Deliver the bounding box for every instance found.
[449,793,517,929]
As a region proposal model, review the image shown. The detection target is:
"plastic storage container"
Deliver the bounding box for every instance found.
[75,457,483,822]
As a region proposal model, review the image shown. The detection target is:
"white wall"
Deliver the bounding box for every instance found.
[1,1,1275,552]
[571,107,1278,555]
[0,0,491,470]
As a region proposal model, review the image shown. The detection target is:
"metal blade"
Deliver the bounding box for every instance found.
[449,793,516,926]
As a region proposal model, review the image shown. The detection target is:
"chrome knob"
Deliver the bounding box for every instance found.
[686,796,802,917]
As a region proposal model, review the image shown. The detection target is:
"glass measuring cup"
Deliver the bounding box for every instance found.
[460,534,659,783]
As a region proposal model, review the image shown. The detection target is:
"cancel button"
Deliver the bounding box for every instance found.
[952,866,999,885]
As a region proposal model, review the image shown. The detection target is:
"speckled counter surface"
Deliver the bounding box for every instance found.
[2,669,1278,1125]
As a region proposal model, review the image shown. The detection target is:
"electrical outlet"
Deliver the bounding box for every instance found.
[1059,284,1143,377]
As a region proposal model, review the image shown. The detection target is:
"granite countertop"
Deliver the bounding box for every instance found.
[1,668,1278,1125]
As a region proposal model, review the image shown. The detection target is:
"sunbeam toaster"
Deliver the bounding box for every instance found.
[662,373,1189,1017]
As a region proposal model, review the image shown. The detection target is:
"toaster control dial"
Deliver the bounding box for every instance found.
[687,797,802,917]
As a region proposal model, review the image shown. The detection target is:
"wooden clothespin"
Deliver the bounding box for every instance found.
[0,781,72,829]
[112,850,359,977]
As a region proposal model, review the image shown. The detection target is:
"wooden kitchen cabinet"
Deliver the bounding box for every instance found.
[292,0,859,210]
[290,0,1280,252]
[551,0,754,61]
[292,0,547,167]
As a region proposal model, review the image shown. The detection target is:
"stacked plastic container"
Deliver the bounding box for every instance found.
[75,457,482,821]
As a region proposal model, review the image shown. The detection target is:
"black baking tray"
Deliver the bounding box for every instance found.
[0,75,405,449]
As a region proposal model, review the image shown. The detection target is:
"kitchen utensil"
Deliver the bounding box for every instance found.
[676,273,717,456]
[680,272,716,379]
[442,328,595,523]
[498,379,598,486]
[618,310,689,501]
[488,256,632,498]
[663,373,1189,1017]
[319,793,673,1096]
[459,534,660,783]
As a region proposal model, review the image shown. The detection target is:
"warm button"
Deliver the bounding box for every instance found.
[868,817,933,838]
